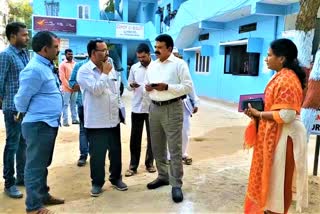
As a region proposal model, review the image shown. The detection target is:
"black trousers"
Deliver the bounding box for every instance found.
[129,112,154,171]
[87,125,121,187]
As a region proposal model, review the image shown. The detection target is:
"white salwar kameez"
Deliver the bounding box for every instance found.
[266,109,308,213]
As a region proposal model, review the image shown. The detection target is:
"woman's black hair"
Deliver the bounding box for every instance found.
[270,38,306,89]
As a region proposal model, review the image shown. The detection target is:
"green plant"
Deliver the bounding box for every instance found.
[104,0,115,13]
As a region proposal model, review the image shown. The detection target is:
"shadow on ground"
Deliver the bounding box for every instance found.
[0,126,319,213]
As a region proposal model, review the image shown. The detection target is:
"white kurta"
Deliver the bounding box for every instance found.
[266,109,308,213]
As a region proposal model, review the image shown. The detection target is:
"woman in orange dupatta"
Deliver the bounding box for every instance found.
[244,39,308,214]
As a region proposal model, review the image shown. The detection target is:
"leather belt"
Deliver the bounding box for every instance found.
[151,95,186,106]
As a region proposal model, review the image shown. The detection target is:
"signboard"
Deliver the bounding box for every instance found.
[116,23,144,39]
[59,38,69,51]
[33,16,77,33]
[311,111,320,135]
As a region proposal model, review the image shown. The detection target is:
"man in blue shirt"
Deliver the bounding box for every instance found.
[0,22,29,199]
[14,31,64,214]
[69,57,89,166]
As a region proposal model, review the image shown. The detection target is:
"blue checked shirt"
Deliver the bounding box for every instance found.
[69,58,89,106]
[0,45,29,111]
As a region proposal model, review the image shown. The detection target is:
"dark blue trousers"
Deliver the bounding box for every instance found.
[22,122,58,212]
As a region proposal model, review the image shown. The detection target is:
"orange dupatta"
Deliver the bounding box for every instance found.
[244,68,303,213]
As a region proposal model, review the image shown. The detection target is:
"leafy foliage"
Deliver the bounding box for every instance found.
[104,0,115,13]
[8,0,32,30]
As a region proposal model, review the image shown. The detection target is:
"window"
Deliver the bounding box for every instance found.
[195,52,210,73]
[78,5,90,19]
[224,45,260,76]
[239,23,257,34]
[44,0,59,16]
[199,33,209,41]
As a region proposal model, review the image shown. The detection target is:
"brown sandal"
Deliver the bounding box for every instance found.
[182,157,192,165]
[27,207,55,214]
[125,169,137,177]
[146,166,156,173]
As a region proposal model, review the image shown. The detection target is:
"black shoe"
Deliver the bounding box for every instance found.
[172,187,183,203]
[111,179,128,191]
[147,179,169,189]
[77,157,87,167]
[90,185,103,197]
[72,120,80,124]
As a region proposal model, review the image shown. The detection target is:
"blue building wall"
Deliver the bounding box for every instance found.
[32,0,154,86]
[31,0,300,102]
[136,2,157,24]
[161,0,299,102]
[185,15,286,102]
[33,0,100,20]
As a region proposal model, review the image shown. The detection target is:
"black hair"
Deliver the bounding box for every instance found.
[87,39,104,57]
[136,43,150,54]
[270,38,306,89]
[32,31,58,52]
[5,22,27,40]
[155,34,174,51]
[64,48,73,55]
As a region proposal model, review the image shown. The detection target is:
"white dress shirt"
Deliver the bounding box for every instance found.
[127,61,151,113]
[76,60,120,128]
[145,54,193,101]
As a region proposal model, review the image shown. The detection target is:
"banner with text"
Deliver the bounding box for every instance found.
[33,16,77,33]
[116,23,144,39]
[311,110,320,135]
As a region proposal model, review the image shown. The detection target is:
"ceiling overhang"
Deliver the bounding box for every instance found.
[130,0,157,3]
[199,21,225,30]
[251,2,299,16]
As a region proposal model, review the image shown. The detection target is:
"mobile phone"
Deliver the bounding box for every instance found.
[150,83,159,87]
[14,112,23,122]
[131,82,140,88]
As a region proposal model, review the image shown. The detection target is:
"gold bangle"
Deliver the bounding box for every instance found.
[260,112,263,120]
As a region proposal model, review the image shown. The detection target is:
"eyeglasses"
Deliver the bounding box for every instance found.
[95,49,109,55]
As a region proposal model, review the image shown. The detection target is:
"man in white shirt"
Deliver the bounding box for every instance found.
[181,89,199,164]
[167,88,200,165]
[77,39,127,197]
[125,43,155,177]
[145,34,192,203]
[171,49,200,165]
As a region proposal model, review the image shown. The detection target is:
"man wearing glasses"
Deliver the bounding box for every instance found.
[69,48,117,167]
[77,40,127,197]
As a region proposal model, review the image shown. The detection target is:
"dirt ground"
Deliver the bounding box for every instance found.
[0,91,319,213]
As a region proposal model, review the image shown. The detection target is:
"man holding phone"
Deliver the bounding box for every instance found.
[125,43,155,177]
[145,34,192,203]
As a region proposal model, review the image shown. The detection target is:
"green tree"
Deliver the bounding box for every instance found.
[104,0,115,13]
[8,0,32,30]
[8,0,32,49]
